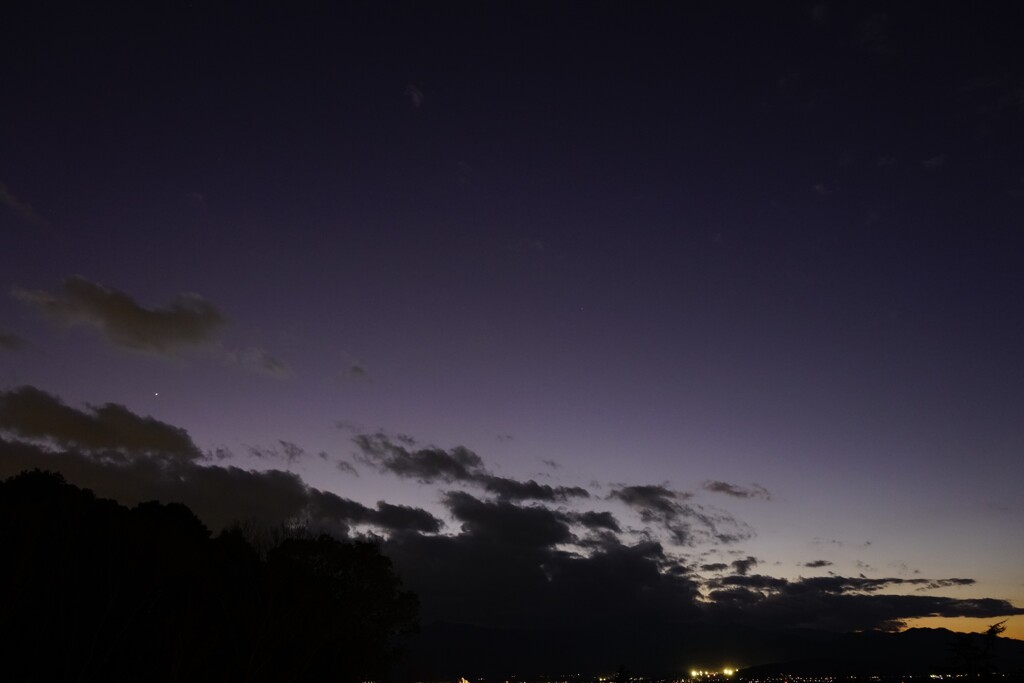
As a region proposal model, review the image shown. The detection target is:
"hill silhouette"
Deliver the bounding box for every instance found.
[394,621,1024,680]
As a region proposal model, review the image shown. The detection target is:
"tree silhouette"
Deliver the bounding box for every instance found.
[947,620,1009,679]
[0,469,417,682]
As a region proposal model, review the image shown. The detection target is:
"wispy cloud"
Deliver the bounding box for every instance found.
[225,346,292,379]
[0,181,49,228]
[702,480,771,500]
[404,84,424,109]
[608,484,752,545]
[353,432,590,502]
[13,277,225,356]
[0,332,28,351]
[13,277,289,377]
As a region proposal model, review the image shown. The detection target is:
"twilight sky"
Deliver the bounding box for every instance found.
[2,0,1023,654]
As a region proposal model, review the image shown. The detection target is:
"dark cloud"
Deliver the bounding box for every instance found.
[609,484,687,520]
[13,277,225,356]
[0,437,441,538]
[917,578,976,591]
[572,510,621,533]
[4,387,1019,644]
[0,387,442,536]
[443,491,573,549]
[712,573,789,591]
[0,386,201,460]
[384,514,701,630]
[703,573,1022,632]
[480,475,589,502]
[354,432,591,502]
[1,438,302,531]
[0,332,27,351]
[731,555,759,576]
[307,490,443,535]
[803,559,834,568]
[702,480,772,500]
[354,433,486,483]
[701,562,729,572]
[608,484,751,546]
[374,501,444,534]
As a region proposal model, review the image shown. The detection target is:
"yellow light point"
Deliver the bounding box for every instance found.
[691,671,699,678]
[723,669,735,676]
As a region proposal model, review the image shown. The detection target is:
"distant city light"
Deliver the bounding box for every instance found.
[689,668,736,680]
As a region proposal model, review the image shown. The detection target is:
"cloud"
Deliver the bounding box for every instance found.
[344,362,367,380]
[336,459,359,476]
[609,484,688,520]
[572,510,621,533]
[443,491,574,549]
[803,559,834,568]
[479,475,590,502]
[226,347,291,378]
[0,440,440,539]
[404,84,424,108]
[608,484,751,546]
[0,386,445,538]
[922,154,947,171]
[702,480,772,500]
[731,555,759,576]
[0,332,27,351]
[917,578,976,591]
[308,489,443,535]
[703,574,1020,632]
[5,386,1020,653]
[13,277,225,356]
[184,191,207,211]
[374,500,444,534]
[336,350,369,383]
[0,181,48,227]
[353,432,590,502]
[0,386,201,460]
[383,502,701,629]
[712,573,788,591]
[354,433,486,483]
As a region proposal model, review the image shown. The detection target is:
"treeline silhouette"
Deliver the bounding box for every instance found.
[0,469,418,682]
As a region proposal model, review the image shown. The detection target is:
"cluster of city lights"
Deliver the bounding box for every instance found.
[689,669,735,678]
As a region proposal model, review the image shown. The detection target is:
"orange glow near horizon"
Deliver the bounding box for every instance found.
[902,615,1023,641]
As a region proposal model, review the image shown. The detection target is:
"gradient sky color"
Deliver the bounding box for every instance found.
[2,2,1023,645]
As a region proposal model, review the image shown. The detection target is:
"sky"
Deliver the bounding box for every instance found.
[2,0,1023,659]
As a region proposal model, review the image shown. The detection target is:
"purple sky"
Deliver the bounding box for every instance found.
[2,2,1023,649]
